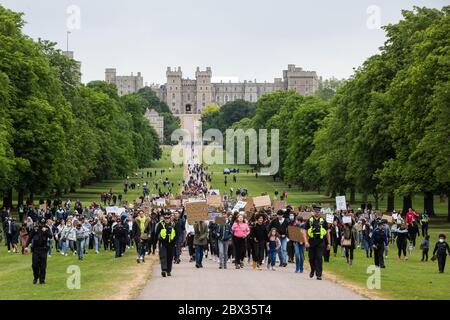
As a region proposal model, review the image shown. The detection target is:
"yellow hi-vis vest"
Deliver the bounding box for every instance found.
[307,217,327,239]
[159,222,175,242]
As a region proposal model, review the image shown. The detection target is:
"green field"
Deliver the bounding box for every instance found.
[206,150,450,300]
[0,146,183,300]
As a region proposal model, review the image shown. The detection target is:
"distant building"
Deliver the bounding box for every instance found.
[62,51,81,83]
[157,64,320,115]
[105,68,144,96]
[144,108,164,143]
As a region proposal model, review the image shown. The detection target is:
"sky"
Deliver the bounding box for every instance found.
[1,0,446,84]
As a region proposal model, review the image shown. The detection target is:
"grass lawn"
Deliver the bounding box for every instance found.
[0,146,184,300]
[205,149,450,300]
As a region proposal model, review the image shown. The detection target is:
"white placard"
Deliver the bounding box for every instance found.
[233,201,247,212]
[105,206,118,213]
[336,196,347,211]
[326,214,334,224]
[188,198,207,203]
[392,213,398,220]
[343,215,352,224]
[155,198,166,207]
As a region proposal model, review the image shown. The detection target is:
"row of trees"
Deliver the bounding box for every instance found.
[0,5,162,207]
[227,6,450,219]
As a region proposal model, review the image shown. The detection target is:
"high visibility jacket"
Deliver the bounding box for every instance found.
[307,217,327,239]
[158,221,176,242]
[420,214,429,223]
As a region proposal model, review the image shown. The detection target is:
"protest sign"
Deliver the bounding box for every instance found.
[335,196,347,211]
[233,201,247,212]
[155,198,166,207]
[298,212,313,220]
[326,214,334,224]
[215,216,226,225]
[169,199,181,208]
[253,195,271,208]
[244,198,254,212]
[207,195,222,207]
[392,213,398,220]
[106,206,119,213]
[188,198,206,203]
[342,215,352,224]
[382,214,393,223]
[273,200,286,212]
[185,202,209,222]
[288,226,305,243]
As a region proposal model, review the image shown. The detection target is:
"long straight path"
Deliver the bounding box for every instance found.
[137,250,364,300]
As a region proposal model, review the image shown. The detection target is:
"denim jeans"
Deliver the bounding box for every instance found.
[268,249,277,267]
[47,239,53,256]
[218,240,229,266]
[278,236,287,264]
[94,236,102,252]
[76,239,85,259]
[84,237,90,253]
[175,234,184,260]
[293,243,304,272]
[195,245,203,265]
[137,240,147,258]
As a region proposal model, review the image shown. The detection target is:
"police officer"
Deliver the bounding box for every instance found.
[303,210,330,280]
[26,218,52,284]
[155,211,177,277]
[371,221,387,268]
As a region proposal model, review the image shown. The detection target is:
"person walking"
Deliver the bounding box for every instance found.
[231,213,250,269]
[432,234,450,273]
[155,212,177,277]
[342,221,357,266]
[75,222,87,260]
[396,224,410,261]
[420,211,430,237]
[267,228,281,271]
[194,220,209,268]
[92,218,103,254]
[371,221,388,268]
[303,210,330,280]
[26,218,52,284]
[215,216,232,269]
[132,210,150,263]
[330,219,341,257]
[292,216,305,273]
[173,211,185,264]
[251,214,268,270]
[268,210,289,267]
[19,222,29,255]
[421,235,430,262]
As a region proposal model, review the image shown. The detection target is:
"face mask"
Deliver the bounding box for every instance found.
[289,215,294,220]
[439,239,444,243]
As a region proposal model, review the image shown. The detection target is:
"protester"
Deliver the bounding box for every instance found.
[215,216,232,269]
[194,220,208,268]
[292,216,305,273]
[267,228,281,271]
[396,224,410,261]
[268,210,289,267]
[432,234,450,273]
[251,214,268,270]
[421,235,430,262]
[231,213,250,269]
[132,210,150,263]
[342,220,357,266]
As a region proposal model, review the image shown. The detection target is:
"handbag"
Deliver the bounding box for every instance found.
[341,236,352,247]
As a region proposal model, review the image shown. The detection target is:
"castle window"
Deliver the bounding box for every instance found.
[250,94,253,102]
[172,93,175,99]
[225,95,228,102]
[202,93,205,101]
[173,80,175,83]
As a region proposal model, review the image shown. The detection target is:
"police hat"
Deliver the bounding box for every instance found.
[163,212,171,218]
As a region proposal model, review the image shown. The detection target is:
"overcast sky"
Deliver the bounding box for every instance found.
[1,0,445,84]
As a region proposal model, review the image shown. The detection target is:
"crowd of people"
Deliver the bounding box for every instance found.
[1,163,449,285]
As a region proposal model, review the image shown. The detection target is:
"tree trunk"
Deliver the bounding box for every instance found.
[387,192,395,212]
[402,195,412,214]
[374,192,379,210]
[447,192,450,222]
[17,190,24,208]
[424,192,435,216]
[362,192,368,203]
[331,190,336,198]
[350,188,356,203]
[2,188,13,209]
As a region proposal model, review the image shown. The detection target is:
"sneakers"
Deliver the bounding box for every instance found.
[271,266,276,271]
[33,279,38,284]
[235,264,240,269]
[161,271,166,277]
[219,265,223,269]
[137,258,141,264]
[195,264,200,268]
[167,272,171,276]
[317,277,322,280]
[309,271,314,278]
[257,264,263,270]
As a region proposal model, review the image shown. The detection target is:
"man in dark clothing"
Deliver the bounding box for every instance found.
[303,211,330,280]
[27,218,52,284]
[113,221,126,257]
[251,214,268,268]
[371,221,388,268]
[155,212,177,277]
[269,210,289,267]
[433,234,450,273]
[173,210,185,264]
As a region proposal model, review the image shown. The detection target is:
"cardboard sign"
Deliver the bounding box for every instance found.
[169,199,181,208]
[273,200,286,212]
[343,215,352,224]
[382,214,393,223]
[253,195,271,208]
[288,226,305,243]
[335,196,347,211]
[185,202,209,222]
[298,212,313,220]
[244,198,254,212]
[207,195,222,207]
[215,216,226,225]
[233,201,247,212]
[154,198,166,207]
[326,214,334,224]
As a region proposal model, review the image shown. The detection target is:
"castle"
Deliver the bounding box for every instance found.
[160,64,319,115]
[104,64,320,114]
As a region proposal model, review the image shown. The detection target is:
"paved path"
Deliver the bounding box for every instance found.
[138,250,364,300]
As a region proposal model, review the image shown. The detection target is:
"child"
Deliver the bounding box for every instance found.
[432,234,450,273]
[420,235,430,262]
[267,228,281,271]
